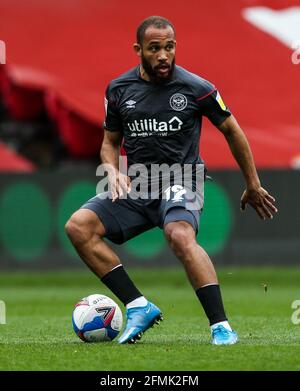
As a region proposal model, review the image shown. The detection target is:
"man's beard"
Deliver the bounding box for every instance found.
[141,54,175,84]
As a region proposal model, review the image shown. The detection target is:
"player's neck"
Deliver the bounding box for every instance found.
[139,65,150,82]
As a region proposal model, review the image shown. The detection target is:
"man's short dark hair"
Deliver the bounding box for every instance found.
[136,16,175,45]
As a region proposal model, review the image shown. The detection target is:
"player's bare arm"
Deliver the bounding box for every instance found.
[100,130,131,202]
[217,115,278,220]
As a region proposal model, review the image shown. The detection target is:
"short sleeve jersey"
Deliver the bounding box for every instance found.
[104,65,231,168]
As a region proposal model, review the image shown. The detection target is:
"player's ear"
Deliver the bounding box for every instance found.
[133,43,141,57]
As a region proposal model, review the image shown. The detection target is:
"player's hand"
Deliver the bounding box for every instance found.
[240,186,278,220]
[107,167,131,202]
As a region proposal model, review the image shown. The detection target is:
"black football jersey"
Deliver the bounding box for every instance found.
[104,65,231,168]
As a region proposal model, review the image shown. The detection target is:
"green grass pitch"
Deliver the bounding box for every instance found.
[0,267,300,371]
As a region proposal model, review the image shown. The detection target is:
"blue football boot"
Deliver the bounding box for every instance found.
[211,325,238,345]
[118,301,163,344]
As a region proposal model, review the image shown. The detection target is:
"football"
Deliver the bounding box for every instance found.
[72,294,123,342]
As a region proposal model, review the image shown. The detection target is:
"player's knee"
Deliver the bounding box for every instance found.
[65,211,96,247]
[164,224,192,252]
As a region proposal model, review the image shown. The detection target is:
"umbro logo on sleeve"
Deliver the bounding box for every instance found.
[125,100,136,109]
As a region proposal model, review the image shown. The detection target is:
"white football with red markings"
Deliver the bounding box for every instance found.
[72,294,123,342]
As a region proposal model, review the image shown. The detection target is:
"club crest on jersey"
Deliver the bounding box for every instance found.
[170,93,188,111]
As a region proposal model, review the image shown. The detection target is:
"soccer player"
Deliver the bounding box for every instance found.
[65,16,277,345]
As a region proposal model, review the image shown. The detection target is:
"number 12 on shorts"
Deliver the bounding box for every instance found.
[164,185,187,203]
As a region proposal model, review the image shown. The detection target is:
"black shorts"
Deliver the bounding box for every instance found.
[81,187,203,244]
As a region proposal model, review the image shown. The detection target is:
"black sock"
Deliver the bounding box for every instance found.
[196,284,227,325]
[101,265,143,306]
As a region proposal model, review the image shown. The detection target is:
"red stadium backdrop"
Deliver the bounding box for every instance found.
[0,0,299,168]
